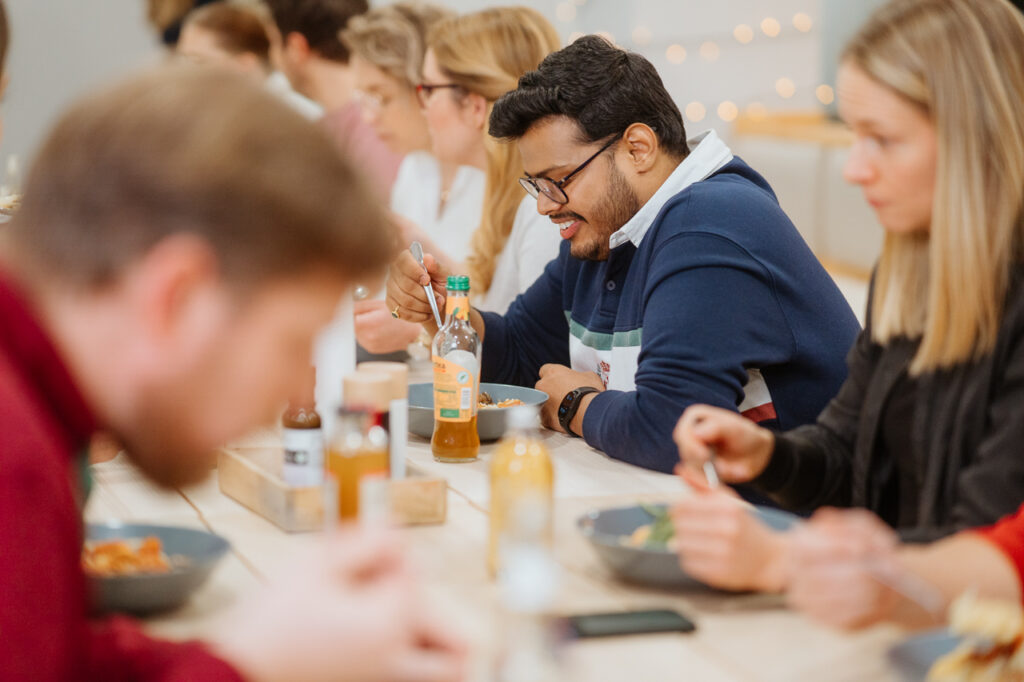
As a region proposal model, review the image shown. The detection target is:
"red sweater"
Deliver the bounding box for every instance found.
[0,273,243,681]
[978,502,1024,599]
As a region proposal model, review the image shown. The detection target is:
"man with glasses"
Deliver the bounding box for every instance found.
[388,36,860,474]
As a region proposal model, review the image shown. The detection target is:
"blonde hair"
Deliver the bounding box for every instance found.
[341,3,453,88]
[428,7,560,294]
[845,0,1024,373]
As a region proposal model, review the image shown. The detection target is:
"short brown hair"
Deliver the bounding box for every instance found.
[183,3,271,66]
[8,65,394,290]
[264,0,368,63]
[341,3,453,88]
[0,0,9,77]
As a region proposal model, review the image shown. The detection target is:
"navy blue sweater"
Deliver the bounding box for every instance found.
[480,157,860,473]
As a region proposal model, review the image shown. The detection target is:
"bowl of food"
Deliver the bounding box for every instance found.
[407,382,548,441]
[577,503,799,589]
[85,522,230,615]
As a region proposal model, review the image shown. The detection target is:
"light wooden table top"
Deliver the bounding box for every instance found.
[86,428,907,682]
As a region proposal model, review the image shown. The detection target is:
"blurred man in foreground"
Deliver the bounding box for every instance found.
[0,65,463,682]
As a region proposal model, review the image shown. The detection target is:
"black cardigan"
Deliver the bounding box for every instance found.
[753,269,1024,542]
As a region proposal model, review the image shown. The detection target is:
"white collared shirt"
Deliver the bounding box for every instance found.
[608,129,734,250]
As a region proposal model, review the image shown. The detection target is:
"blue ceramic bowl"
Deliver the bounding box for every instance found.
[577,503,799,589]
[86,522,230,615]
[408,382,548,441]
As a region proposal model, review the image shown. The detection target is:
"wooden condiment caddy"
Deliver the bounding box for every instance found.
[218,443,446,533]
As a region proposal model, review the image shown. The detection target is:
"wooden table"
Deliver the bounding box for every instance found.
[86,428,907,681]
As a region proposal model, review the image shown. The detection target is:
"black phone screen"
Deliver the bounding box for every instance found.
[565,609,696,639]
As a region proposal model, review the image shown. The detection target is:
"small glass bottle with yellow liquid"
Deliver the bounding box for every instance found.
[488,405,554,578]
[432,275,480,463]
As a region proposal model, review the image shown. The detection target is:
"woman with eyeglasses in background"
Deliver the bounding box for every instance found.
[342,2,487,355]
[414,6,562,315]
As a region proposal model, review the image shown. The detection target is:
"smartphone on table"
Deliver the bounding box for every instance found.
[564,609,696,639]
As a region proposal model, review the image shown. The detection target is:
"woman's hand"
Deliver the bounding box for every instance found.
[669,477,791,592]
[786,508,902,630]
[674,405,775,484]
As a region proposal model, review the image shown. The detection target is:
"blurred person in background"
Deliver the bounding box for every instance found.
[389,35,858,472]
[147,0,218,46]
[341,2,486,355]
[671,0,1024,598]
[408,6,563,316]
[0,64,464,682]
[176,1,322,119]
[263,0,401,196]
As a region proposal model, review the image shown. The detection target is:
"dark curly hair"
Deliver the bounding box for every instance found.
[489,35,688,158]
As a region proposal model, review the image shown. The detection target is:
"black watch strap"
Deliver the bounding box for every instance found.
[557,387,600,437]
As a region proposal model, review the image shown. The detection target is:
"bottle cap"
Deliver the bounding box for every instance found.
[342,371,391,412]
[356,362,409,400]
[446,275,470,292]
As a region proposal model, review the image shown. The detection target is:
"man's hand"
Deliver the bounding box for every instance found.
[209,529,467,682]
[534,364,604,434]
[385,251,449,333]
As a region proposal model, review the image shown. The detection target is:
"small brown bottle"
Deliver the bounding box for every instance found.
[282,366,324,487]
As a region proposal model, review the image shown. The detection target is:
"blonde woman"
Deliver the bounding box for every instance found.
[671,0,1024,593]
[417,7,562,313]
[342,3,486,354]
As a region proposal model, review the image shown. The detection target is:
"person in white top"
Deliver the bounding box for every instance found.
[341,3,489,353]
[176,3,322,120]
[414,8,563,318]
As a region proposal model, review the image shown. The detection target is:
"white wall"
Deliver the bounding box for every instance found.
[3,0,161,171]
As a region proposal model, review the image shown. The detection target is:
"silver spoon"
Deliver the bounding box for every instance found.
[410,241,443,328]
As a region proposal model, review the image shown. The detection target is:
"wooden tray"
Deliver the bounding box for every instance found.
[218,446,447,533]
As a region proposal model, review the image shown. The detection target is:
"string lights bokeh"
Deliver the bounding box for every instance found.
[556,5,830,124]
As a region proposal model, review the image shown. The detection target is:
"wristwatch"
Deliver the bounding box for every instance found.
[557,387,600,437]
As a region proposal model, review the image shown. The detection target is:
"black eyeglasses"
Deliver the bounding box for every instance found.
[519,133,623,205]
[415,82,461,106]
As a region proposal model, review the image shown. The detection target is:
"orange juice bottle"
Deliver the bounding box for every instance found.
[326,409,389,521]
[432,275,480,462]
[488,406,554,578]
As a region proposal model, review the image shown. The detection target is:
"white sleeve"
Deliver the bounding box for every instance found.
[512,197,562,294]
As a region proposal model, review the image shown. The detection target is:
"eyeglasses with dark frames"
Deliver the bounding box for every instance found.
[519,133,623,206]
[415,82,462,106]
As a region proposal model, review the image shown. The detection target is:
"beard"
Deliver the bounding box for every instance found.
[569,161,642,262]
[114,385,223,489]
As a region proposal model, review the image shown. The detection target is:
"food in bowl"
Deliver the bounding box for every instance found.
[478,391,524,409]
[82,537,186,577]
[623,504,676,548]
[928,593,1024,680]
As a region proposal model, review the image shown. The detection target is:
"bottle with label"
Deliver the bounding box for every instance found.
[326,408,389,521]
[356,361,409,479]
[491,481,566,682]
[488,405,554,577]
[431,275,481,462]
[281,366,324,487]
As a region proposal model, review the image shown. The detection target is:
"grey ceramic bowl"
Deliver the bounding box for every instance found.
[887,630,959,682]
[408,382,548,442]
[86,522,230,615]
[577,503,799,589]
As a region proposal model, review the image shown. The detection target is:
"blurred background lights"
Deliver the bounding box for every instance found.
[685,102,707,122]
[793,12,813,32]
[816,84,835,105]
[776,77,796,98]
[568,31,585,43]
[595,31,616,44]
[631,25,653,47]
[717,101,739,122]
[699,41,720,61]
[665,44,687,64]
[733,24,754,44]
[761,17,782,37]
